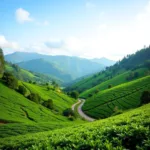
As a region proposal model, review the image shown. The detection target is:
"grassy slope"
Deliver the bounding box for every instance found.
[80,68,148,98]
[5,63,62,84]
[0,82,78,138]
[67,47,150,93]
[22,82,75,113]
[0,103,149,149]
[82,75,150,119]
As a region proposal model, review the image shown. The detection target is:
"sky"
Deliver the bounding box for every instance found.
[0,0,150,60]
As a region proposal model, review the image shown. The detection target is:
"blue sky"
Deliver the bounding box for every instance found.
[0,0,150,60]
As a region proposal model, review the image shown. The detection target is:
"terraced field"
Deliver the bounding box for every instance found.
[82,76,150,119]
[22,82,75,113]
[0,103,149,150]
[80,68,148,98]
[0,82,78,138]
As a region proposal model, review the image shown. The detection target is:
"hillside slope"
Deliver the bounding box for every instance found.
[17,59,72,82]
[80,67,148,98]
[67,46,150,93]
[0,102,149,149]
[0,81,76,137]
[5,62,61,84]
[82,76,150,119]
[22,82,75,113]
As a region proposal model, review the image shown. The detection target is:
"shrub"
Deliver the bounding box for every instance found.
[18,85,27,96]
[43,99,53,109]
[140,91,150,105]
[27,93,41,104]
[0,48,4,76]
[63,108,74,117]
[70,91,79,99]
[2,72,18,89]
[108,84,112,89]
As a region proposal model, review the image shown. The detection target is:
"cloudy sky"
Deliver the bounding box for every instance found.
[0,0,150,60]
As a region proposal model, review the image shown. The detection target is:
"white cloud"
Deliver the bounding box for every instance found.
[0,35,19,49]
[15,8,33,23]
[9,1,150,61]
[43,20,49,26]
[86,2,96,8]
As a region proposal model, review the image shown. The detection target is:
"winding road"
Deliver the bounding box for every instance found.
[72,99,95,122]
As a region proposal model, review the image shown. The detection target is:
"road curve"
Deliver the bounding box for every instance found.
[71,99,81,111]
[71,99,95,122]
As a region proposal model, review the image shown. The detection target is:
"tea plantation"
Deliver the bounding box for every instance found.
[0,82,79,138]
[0,103,149,149]
[82,76,150,119]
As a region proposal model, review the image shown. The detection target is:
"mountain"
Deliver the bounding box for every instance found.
[17,59,72,82]
[91,57,116,66]
[5,52,43,63]
[5,52,105,82]
[5,62,61,84]
[66,46,150,93]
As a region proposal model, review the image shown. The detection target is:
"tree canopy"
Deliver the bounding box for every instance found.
[0,48,5,76]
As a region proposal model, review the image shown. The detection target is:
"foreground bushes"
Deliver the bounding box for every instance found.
[0,103,149,150]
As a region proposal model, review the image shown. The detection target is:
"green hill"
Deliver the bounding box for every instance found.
[5,52,105,82]
[66,47,150,93]
[82,76,150,119]
[5,62,62,84]
[80,67,148,98]
[17,59,73,82]
[0,102,149,149]
[0,81,77,138]
[21,81,75,113]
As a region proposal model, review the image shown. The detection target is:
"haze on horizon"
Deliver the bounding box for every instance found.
[0,0,150,61]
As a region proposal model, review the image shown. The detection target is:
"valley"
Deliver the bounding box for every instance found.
[0,46,150,150]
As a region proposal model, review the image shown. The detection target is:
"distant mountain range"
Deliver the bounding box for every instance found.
[5,52,116,82]
[91,57,116,66]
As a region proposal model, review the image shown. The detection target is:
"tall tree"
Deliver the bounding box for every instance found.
[0,48,5,76]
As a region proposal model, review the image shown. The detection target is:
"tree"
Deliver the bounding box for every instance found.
[27,93,41,104]
[43,99,53,109]
[0,48,5,76]
[18,85,27,96]
[2,72,18,89]
[108,84,112,89]
[52,80,59,89]
[70,91,79,99]
[63,108,74,117]
[140,91,150,105]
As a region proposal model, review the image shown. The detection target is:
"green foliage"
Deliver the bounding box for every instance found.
[0,48,5,76]
[80,68,148,98]
[18,85,27,95]
[67,46,150,94]
[42,99,53,109]
[83,76,150,119]
[5,62,60,85]
[2,72,18,89]
[22,82,75,113]
[63,108,75,117]
[126,71,139,81]
[140,90,150,105]
[108,84,112,88]
[0,82,78,138]
[27,93,41,104]
[0,103,150,150]
[70,91,79,99]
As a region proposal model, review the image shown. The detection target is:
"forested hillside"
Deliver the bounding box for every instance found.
[66,46,150,93]
[5,62,61,84]
[0,48,4,77]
